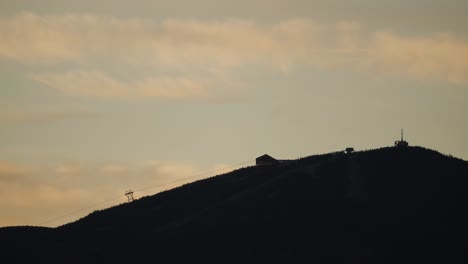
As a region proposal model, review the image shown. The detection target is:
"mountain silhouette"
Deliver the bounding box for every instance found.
[1,146,468,263]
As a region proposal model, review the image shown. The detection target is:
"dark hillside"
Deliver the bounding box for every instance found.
[1,147,468,263]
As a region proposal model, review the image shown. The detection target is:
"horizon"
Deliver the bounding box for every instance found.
[1,144,463,228]
[1,0,468,227]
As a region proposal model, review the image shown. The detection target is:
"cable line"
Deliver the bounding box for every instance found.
[133,160,253,194]
[37,193,125,226]
[36,159,253,227]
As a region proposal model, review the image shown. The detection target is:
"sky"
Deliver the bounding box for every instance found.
[1,0,468,227]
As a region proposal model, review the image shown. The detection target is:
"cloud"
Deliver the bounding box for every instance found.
[0,12,325,68]
[0,12,83,63]
[142,160,200,178]
[0,161,24,175]
[366,32,468,84]
[0,158,244,227]
[0,162,92,226]
[0,161,26,182]
[55,164,81,175]
[0,182,93,208]
[100,164,128,174]
[31,70,222,99]
[0,107,95,124]
[1,12,467,90]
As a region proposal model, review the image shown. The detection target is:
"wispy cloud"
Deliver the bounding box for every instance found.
[55,163,82,175]
[1,12,467,91]
[99,164,128,174]
[0,107,95,124]
[0,159,243,227]
[142,160,200,178]
[367,32,468,84]
[30,70,223,99]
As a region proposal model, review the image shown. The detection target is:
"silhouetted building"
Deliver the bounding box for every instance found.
[394,129,409,147]
[256,154,279,166]
[345,147,355,153]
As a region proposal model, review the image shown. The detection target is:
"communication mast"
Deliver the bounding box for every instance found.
[394,129,409,147]
[125,190,135,202]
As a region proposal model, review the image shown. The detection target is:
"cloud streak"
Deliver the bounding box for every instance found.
[31,70,223,99]
[1,12,467,95]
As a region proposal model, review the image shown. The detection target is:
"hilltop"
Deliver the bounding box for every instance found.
[1,146,468,263]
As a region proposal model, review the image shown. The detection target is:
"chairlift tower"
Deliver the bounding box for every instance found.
[125,190,134,202]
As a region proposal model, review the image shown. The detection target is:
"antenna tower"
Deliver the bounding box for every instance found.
[125,190,134,202]
[394,128,408,147]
